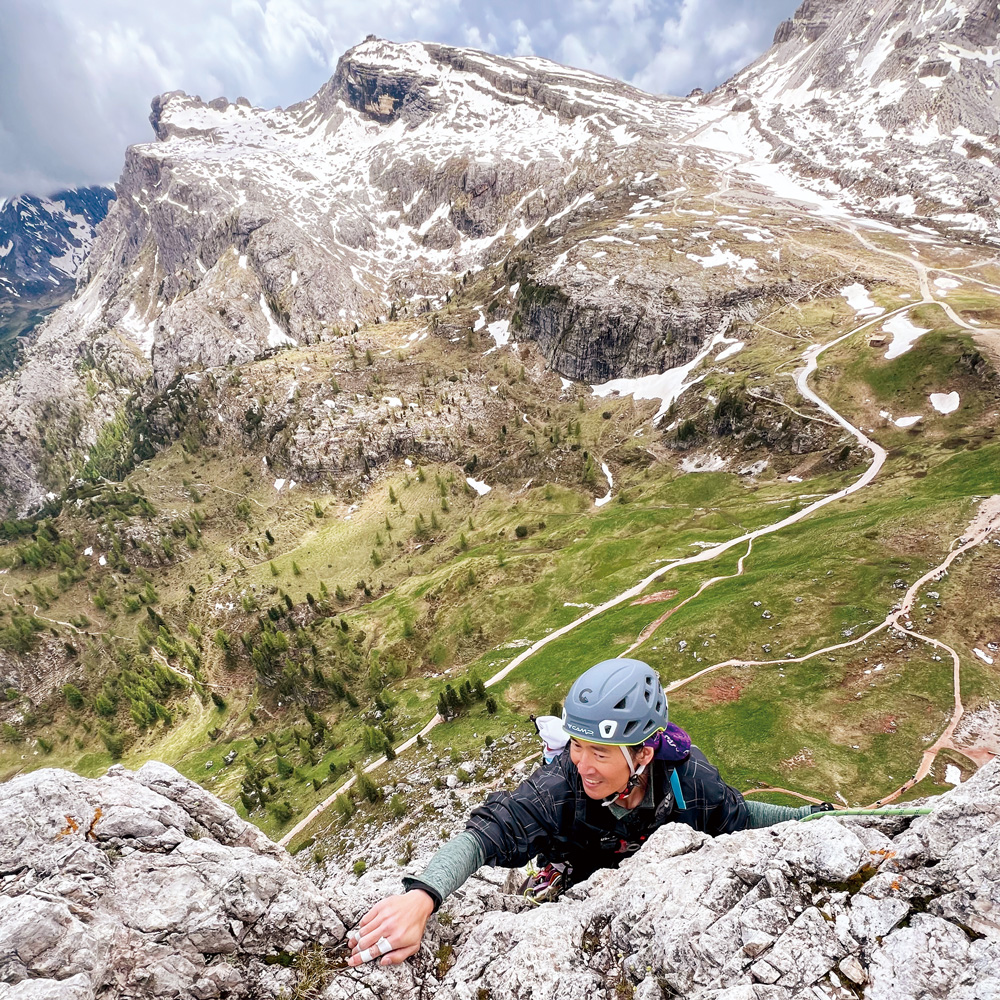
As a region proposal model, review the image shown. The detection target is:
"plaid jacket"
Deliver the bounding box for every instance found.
[466,746,749,882]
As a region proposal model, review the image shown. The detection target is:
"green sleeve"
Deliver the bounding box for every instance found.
[744,799,814,827]
[402,830,486,907]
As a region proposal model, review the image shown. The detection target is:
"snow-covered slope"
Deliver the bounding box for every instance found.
[79,37,698,381]
[2,6,999,513]
[705,0,1000,229]
[0,187,115,300]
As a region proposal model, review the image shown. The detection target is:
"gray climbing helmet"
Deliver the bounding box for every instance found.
[561,658,667,746]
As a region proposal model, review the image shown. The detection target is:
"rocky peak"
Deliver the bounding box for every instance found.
[711,0,1000,224]
[325,38,443,126]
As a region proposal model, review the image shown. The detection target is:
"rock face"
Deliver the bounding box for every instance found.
[327,758,1000,1000]
[712,0,1000,225]
[0,762,345,999]
[1,4,999,512]
[2,759,999,998]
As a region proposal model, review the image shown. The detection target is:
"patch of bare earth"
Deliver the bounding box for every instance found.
[704,677,745,704]
[779,747,815,770]
[631,589,679,606]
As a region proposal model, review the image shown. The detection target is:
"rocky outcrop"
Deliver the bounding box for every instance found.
[715,0,1000,225]
[330,759,1000,1000]
[3,759,998,998]
[0,762,345,999]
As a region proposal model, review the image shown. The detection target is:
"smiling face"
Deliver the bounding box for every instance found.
[569,738,653,799]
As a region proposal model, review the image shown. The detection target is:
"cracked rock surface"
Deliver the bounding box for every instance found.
[2,759,998,998]
[328,758,1000,1000]
[0,761,345,999]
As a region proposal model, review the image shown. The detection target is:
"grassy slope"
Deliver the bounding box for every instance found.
[2,225,999,845]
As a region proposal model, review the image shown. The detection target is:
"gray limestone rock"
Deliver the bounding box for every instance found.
[2,759,998,999]
[407,760,1000,1000]
[0,764,345,999]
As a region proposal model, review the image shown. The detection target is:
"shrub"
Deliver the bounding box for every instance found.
[63,684,85,709]
[355,768,381,804]
[389,794,407,819]
[94,693,116,717]
[100,729,126,758]
[677,419,697,442]
[514,525,528,538]
[270,800,294,824]
[353,858,367,876]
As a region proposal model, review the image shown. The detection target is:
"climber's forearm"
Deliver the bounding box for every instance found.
[402,830,486,909]
[744,799,815,827]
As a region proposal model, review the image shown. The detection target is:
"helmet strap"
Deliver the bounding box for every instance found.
[601,747,647,809]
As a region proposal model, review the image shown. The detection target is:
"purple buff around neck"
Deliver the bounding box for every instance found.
[644,723,691,763]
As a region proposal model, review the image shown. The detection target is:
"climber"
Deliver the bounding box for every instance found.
[346,657,832,967]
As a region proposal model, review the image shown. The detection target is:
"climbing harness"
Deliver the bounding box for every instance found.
[518,861,572,904]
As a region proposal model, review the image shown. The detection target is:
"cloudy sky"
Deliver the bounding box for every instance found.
[0,0,800,199]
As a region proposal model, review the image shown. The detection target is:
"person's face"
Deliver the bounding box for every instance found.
[569,738,635,799]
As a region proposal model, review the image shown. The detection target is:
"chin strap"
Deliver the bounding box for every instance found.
[601,745,648,809]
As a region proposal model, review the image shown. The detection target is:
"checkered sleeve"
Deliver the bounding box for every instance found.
[681,749,751,835]
[464,757,574,868]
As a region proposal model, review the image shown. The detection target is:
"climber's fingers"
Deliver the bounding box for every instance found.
[379,941,421,966]
[347,927,392,966]
[347,892,434,967]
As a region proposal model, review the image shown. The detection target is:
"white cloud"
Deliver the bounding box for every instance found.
[512,19,535,57]
[464,25,499,51]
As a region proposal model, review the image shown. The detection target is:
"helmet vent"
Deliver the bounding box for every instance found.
[623,720,638,737]
[614,697,627,710]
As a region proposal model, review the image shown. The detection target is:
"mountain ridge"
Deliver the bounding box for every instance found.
[0,186,114,371]
[7,1,998,511]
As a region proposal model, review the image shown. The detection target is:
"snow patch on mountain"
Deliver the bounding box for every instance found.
[883,312,930,360]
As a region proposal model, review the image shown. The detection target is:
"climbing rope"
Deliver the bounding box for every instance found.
[799,806,933,821]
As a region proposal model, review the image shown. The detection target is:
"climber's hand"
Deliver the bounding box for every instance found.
[347,890,436,967]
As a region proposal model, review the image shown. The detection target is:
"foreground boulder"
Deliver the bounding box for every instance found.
[0,762,345,998]
[2,759,998,998]
[328,758,1000,1000]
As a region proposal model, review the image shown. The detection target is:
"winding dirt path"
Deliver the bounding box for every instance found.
[621,540,754,657]
[279,209,1000,847]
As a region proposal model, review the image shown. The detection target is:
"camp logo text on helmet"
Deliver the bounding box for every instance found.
[561,658,667,746]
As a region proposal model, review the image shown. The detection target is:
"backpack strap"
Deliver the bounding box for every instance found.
[669,768,687,810]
